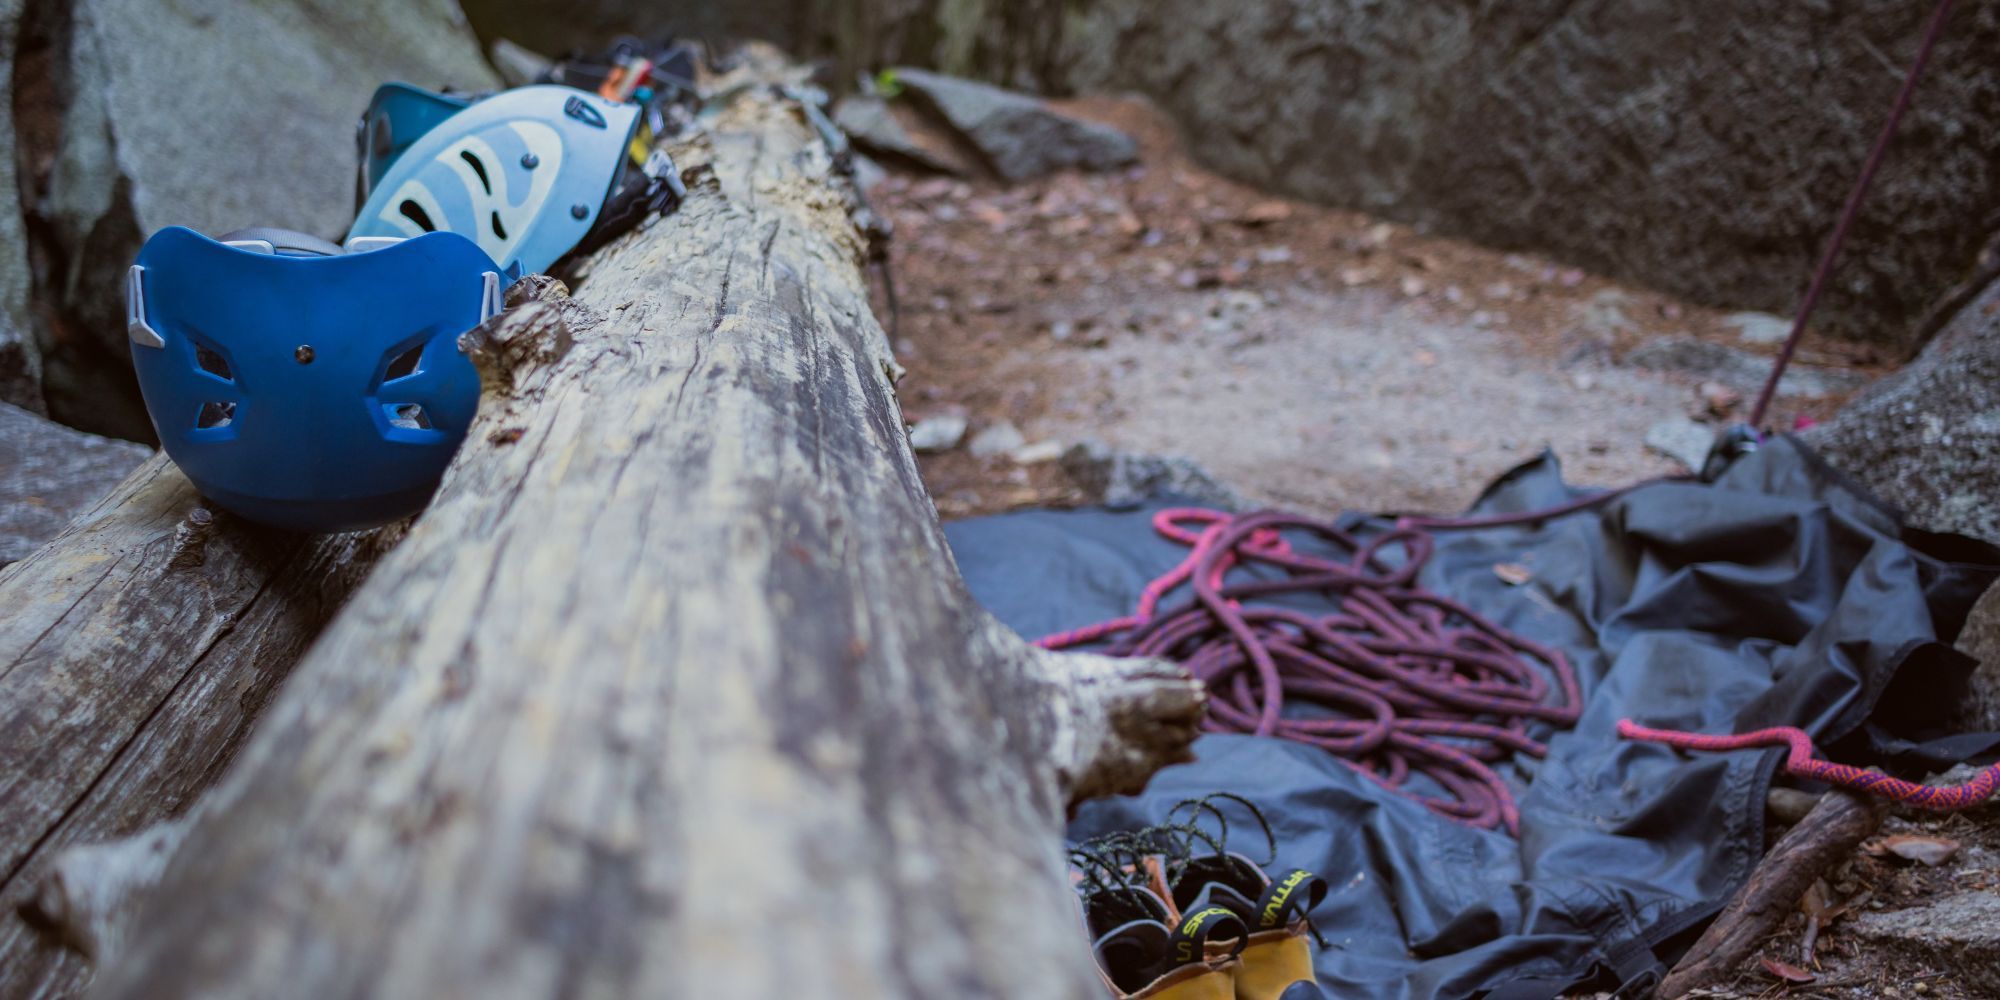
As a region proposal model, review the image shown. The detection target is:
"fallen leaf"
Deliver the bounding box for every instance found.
[1759,956,1815,984]
[1876,834,1961,867]
[1239,200,1293,225]
[1799,879,1833,919]
[1494,563,1533,585]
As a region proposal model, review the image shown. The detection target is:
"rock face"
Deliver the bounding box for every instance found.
[827,1,2000,351]
[0,0,43,414]
[1624,336,1867,400]
[31,0,498,439]
[1806,278,2000,545]
[832,94,966,175]
[457,0,797,63]
[1061,440,1247,511]
[1848,890,2000,985]
[1804,274,2000,728]
[0,400,151,565]
[891,68,1136,182]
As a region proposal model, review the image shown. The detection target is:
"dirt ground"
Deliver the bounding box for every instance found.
[869,96,1882,521]
[1598,797,2000,1000]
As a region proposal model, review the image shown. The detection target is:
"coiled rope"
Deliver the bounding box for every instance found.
[1038,0,1974,831]
[1038,508,1582,834]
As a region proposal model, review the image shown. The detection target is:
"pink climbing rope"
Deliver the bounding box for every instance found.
[1748,0,1957,429]
[1617,719,2000,811]
[1039,507,1583,835]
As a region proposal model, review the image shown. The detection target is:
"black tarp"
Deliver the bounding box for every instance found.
[942,438,1999,999]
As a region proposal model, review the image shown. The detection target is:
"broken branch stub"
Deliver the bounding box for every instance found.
[96,80,1200,998]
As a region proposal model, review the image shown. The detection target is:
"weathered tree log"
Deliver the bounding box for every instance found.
[91,77,1203,998]
[1656,789,1888,999]
[0,456,399,998]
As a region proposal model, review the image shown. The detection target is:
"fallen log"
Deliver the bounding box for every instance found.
[0,455,398,998]
[1655,789,1888,998]
[90,77,1202,998]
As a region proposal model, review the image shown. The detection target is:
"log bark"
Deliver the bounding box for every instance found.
[1655,789,1889,999]
[91,75,1202,998]
[0,456,398,998]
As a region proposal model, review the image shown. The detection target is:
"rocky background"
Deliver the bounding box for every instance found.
[0,1,1995,995]
[461,0,2000,358]
[4,0,496,440]
[1036,0,2000,357]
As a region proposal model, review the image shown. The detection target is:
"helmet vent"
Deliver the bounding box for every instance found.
[386,403,432,430]
[196,401,237,429]
[459,150,492,194]
[398,199,438,233]
[194,343,234,381]
[490,212,509,240]
[384,343,424,382]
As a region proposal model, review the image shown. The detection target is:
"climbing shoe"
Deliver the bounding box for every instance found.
[1170,852,1326,1000]
[1074,836,1245,998]
[1083,883,1246,999]
[1160,796,1329,1000]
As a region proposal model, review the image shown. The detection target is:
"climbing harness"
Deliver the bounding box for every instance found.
[346,84,683,277]
[541,35,705,152]
[126,226,504,532]
[542,36,701,108]
[1040,509,1583,835]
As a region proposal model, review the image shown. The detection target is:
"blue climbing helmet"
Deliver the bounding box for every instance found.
[355,82,474,208]
[347,84,679,277]
[127,225,505,533]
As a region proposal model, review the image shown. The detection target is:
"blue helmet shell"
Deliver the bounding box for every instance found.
[128,226,504,533]
[346,85,641,276]
[357,82,474,205]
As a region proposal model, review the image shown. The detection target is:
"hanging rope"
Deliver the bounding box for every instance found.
[1038,508,1582,835]
[1618,720,1999,810]
[1748,0,1957,428]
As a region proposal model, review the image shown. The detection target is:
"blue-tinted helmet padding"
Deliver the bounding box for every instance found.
[347,85,641,276]
[358,82,474,205]
[130,226,501,532]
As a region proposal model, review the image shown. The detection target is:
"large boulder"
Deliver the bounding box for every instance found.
[1805,280,2000,545]
[0,0,43,414]
[1804,275,2000,727]
[34,0,498,439]
[891,68,1136,182]
[832,93,968,176]
[824,1,2000,352]
[0,400,150,566]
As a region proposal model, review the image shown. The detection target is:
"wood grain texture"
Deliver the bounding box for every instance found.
[94,78,1201,999]
[0,455,397,999]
